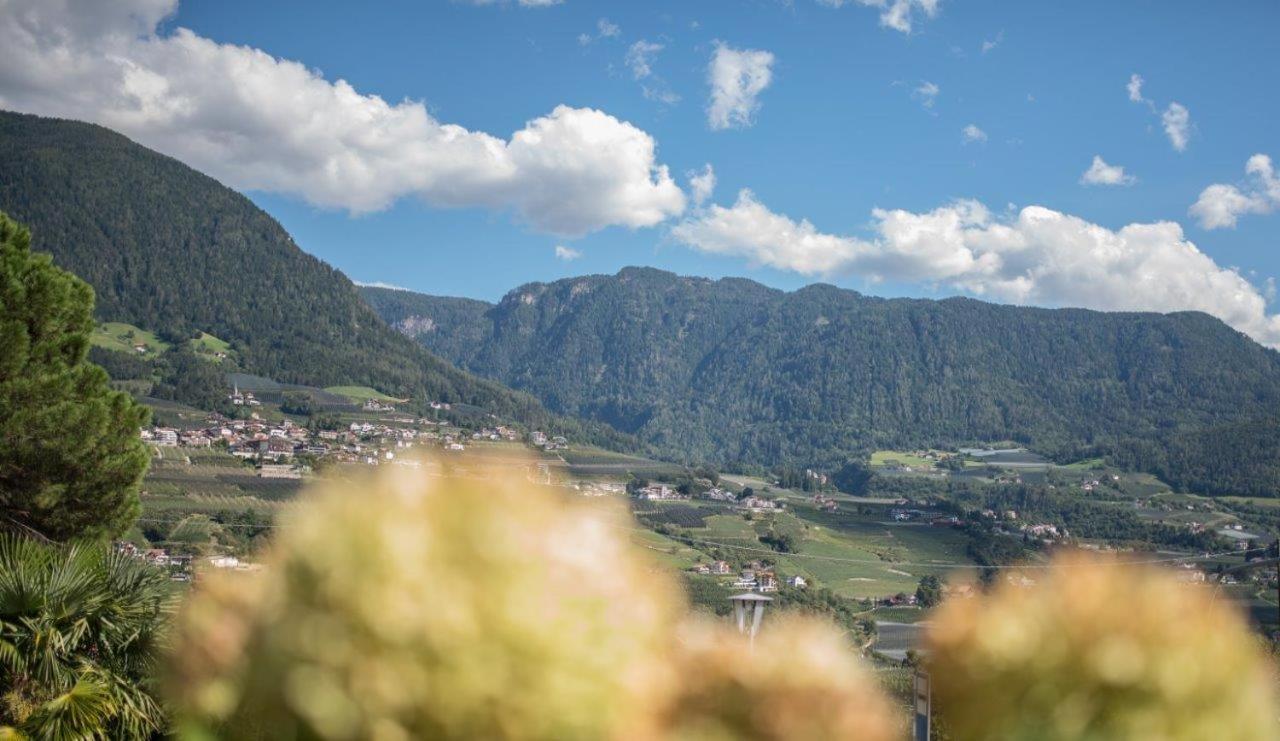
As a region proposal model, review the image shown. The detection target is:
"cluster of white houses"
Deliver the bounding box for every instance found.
[142,412,554,471]
[688,559,807,593]
[632,484,787,513]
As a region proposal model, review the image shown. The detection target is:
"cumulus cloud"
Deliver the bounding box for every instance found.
[688,164,717,207]
[707,43,775,130]
[0,0,684,236]
[912,81,940,109]
[672,190,865,275]
[818,0,940,34]
[1162,102,1191,152]
[1190,154,1280,229]
[672,191,1280,346]
[554,245,582,261]
[962,124,987,144]
[1080,156,1136,187]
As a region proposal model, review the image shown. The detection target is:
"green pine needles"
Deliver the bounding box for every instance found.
[0,212,150,541]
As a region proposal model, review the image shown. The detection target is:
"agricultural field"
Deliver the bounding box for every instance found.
[630,529,706,570]
[191,331,235,362]
[870,450,945,469]
[91,321,169,355]
[557,445,686,479]
[673,505,980,600]
[139,396,210,428]
[324,385,407,404]
[872,621,926,661]
[141,447,303,519]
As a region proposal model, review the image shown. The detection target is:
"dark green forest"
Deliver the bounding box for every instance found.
[0,110,565,427]
[363,268,1280,496]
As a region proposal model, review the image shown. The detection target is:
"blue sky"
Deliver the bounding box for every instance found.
[2,0,1278,342]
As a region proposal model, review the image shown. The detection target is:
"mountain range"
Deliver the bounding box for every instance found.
[0,110,564,428]
[2,108,1275,497]
[362,269,1280,496]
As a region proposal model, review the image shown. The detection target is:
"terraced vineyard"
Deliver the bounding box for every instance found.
[142,448,304,515]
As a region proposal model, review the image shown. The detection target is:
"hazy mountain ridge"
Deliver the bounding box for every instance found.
[363,268,1280,495]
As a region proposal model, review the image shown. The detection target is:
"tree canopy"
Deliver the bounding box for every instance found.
[0,212,149,540]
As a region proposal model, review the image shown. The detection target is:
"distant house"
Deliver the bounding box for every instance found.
[710,560,732,575]
[637,484,684,501]
[756,572,779,593]
[703,487,736,502]
[1023,523,1060,538]
[738,495,781,512]
[150,428,178,447]
[787,575,807,589]
[266,438,295,458]
[180,433,211,447]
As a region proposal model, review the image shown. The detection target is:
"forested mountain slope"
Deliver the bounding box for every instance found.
[0,110,548,421]
[363,268,1280,494]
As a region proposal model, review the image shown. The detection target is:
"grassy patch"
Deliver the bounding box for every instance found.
[1059,457,1106,471]
[190,332,234,362]
[324,385,407,403]
[91,321,169,356]
[630,529,706,570]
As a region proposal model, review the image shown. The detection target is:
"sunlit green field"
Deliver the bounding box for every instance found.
[92,321,169,355]
[324,385,407,403]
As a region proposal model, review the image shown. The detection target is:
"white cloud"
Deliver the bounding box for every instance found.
[353,280,412,291]
[817,0,940,34]
[672,191,1280,347]
[626,40,680,106]
[1162,102,1191,152]
[688,164,716,207]
[579,18,620,45]
[707,42,775,131]
[626,40,662,79]
[672,190,865,275]
[0,0,684,236]
[1190,154,1280,229]
[1080,155,1136,187]
[1128,75,1191,151]
[1127,73,1146,104]
[912,81,939,109]
[962,124,987,144]
[554,245,582,260]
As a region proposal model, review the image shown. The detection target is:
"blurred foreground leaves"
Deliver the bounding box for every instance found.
[926,554,1279,741]
[167,461,1276,740]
